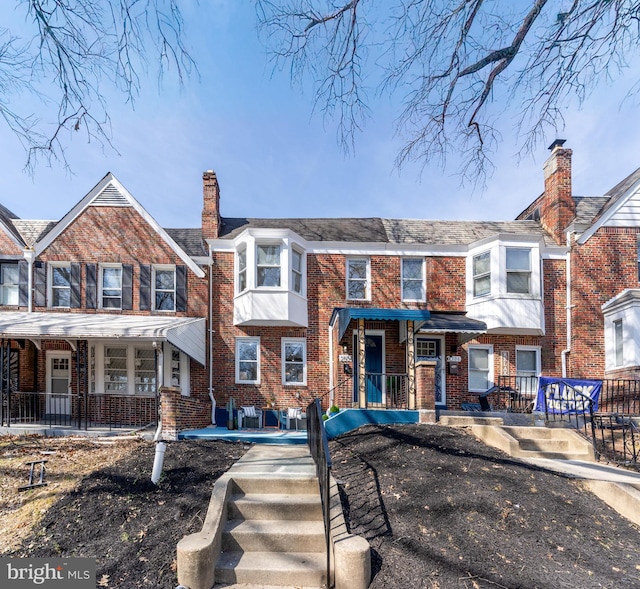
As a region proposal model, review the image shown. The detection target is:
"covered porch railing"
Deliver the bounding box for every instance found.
[1,391,158,431]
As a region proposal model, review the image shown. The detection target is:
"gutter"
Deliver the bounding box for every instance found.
[24,249,35,313]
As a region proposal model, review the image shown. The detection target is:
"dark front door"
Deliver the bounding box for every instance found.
[353,334,384,405]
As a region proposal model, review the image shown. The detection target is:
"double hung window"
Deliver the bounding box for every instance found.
[402,258,425,301]
[473,251,491,297]
[283,339,306,385]
[154,267,176,311]
[468,346,493,392]
[291,249,303,294]
[506,248,531,294]
[347,258,369,300]
[0,262,19,305]
[614,319,624,367]
[515,347,540,395]
[236,338,260,384]
[257,245,281,287]
[101,265,122,309]
[104,347,127,392]
[51,264,71,308]
[237,247,247,293]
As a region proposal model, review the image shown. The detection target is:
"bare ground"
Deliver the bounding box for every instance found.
[2,424,640,589]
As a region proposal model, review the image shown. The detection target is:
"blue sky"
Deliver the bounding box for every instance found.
[1,2,639,230]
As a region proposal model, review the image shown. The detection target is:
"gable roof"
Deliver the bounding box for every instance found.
[0,202,26,248]
[33,173,205,277]
[577,165,640,244]
[218,216,556,247]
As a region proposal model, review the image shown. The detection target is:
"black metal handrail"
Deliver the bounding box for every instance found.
[307,398,332,589]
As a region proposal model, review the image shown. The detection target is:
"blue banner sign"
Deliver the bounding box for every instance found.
[535,377,602,414]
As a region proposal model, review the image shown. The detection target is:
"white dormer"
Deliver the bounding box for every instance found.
[466,234,544,335]
[233,228,308,327]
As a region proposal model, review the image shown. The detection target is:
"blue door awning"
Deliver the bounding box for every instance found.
[331,307,431,342]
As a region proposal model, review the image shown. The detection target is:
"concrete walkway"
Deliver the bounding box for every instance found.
[522,457,640,484]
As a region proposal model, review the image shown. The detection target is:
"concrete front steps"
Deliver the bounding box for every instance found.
[216,476,327,586]
[471,424,596,462]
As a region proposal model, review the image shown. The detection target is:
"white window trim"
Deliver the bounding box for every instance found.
[515,346,541,374]
[236,337,260,385]
[164,346,190,396]
[153,264,176,312]
[613,319,624,367]
[99,263,123,310]
[401,258,425,302]
[256,243,282,289]
[92,342,157,395]
[468,344,494,393]
[48,262,72,309]
[505,247,532,295]
[237,245,247,295]
[282,337,307,386]
[291,247,305,296]
[472,250,491,298]
[515,346,541,395]
[346,257,371,301]
[0,261,19,306]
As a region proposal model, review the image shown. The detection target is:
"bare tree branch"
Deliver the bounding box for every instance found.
[1,0,195,171]
[257,0,640,184]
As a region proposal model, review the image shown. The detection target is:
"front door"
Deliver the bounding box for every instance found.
[353,332,385,406]
[47,353,71,418]
[417,337,445,405]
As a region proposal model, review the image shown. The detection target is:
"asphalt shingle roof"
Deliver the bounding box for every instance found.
[164,228,207,257]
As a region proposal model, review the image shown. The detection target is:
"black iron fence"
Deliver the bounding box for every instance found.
[1,391,158,431]
[307,398,332,588]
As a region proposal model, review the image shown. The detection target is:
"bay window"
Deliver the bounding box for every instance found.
[257,245,281,287]
[506,248,531,294]
[473,251,491,297]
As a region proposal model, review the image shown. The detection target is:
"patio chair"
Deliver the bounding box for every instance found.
[239,406,262,429]
[286,407,307,430]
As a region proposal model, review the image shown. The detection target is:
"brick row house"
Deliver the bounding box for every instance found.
[2,142,640,436]
[0,173,210,434]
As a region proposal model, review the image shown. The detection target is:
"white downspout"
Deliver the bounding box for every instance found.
[208,244,216,427]
[561,232,572,377]
[151,341,165,484]
[329,323,334,408]
[24,249,35,313]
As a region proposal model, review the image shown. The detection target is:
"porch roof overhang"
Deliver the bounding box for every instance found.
[416,312,487,335]
[0,312,206,365]
[330,307,432,342]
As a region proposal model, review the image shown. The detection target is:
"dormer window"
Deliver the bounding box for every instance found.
[257,245,281,287]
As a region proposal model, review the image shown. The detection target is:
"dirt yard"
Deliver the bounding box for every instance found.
[2,424,640,589]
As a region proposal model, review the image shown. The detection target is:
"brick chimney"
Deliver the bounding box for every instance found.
[541,139,575,244]
[202,170,221,240]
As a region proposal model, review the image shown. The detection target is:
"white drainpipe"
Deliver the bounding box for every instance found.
[328,323,334,408]
[208,244,216,427]
[24,249,35,313]
[561,232,572,377]
[151,341,165,484]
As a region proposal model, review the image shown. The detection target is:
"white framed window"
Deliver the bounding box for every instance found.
[291,248,303,294]
[154,266,176,311]
[0,262,19,305]
[614,319,624,367]
[473,251,491,297]
[257,245,281,287]
[346,257,370,300]
[282,338,306,385]
[401,258,425,301]
[416,339,437,357]
[236,337,260,384]
[49,263,71,308]
[100,264,122,309]
[165,347,190,396]
[135,348,156,393]
[515,346,540,395]
[506,248,531,294]
[104,346,128,392]
[468,345,493,392]
[237,246,247,293]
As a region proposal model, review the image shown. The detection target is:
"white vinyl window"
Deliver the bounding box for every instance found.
[101,265,122,309]
[236,338,260,384]
[257,245,281,287]
[0,262,19,306]
[163,347,190,396]
[614,319,624,367]
[468,345,493,392]
[347,258,370,300]
[237,246,247,293]
[515,347,540,395]
[154,266,176,311]
[135,348,156,393]
[402,258,425,301]
[291,248,303,294]
[50,264,71,308]
[473,251,491,297]
[506,248,531,294]
[282,338,306,385]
